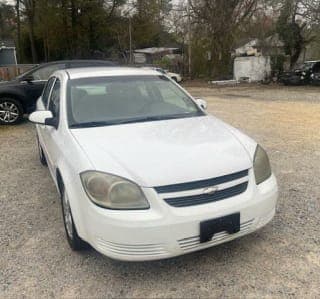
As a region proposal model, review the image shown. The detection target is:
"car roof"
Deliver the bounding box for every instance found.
[63,67,162,80]
[304,60,320,63]
[17,60,116,78]
[40,59,116,65]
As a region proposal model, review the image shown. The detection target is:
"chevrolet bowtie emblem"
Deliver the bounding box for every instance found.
[203,186,219,195]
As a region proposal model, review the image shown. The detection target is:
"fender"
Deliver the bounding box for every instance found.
[55,165,89,241]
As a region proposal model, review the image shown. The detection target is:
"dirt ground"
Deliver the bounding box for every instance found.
[0,84,319,298]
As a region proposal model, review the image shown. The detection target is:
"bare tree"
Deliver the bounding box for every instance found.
[301,0,320,23]
[20,0,38,63]
[15,0,22,62]
[190,0,258,77]
[273,0,317,67]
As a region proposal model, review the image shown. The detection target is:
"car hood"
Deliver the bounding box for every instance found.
[71,115,253,187]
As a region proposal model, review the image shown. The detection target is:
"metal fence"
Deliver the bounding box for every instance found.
[0,64,36,81]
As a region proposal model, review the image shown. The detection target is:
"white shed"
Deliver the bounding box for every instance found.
[0,40,17,66]
[234,56,271,82]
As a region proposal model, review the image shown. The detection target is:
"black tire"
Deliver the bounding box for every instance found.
[0,98,24,125]
[172,77,178,83]
[261,78,271,85]
[37,136,47,166]
[60,185,89,251]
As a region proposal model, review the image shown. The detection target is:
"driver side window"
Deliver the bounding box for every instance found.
[42,77,56,109]
[48,79,61,118]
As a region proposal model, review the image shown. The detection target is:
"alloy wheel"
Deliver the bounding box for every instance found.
[0,101,20,123]
[38,139,42,158]
[62,191,73,239]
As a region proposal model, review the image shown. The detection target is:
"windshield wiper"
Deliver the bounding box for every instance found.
[69,121,114,128]
[69,117,162,128]
[70,113,203,128]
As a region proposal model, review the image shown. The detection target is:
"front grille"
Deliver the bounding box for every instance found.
[164,182,248,207]
[154,169,249,208]
[155,169,248,193]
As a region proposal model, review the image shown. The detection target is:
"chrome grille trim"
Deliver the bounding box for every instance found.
[154,169,249,193]
[161,176,249,198]
[164,182,248,207]
[96,238,167,256]
[178,219,254,251]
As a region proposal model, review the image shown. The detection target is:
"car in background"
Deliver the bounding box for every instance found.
[156,68,183,83]
[310,71,320,85]
[142,66,183,83]
[0,60,115,125]
[29,67,278,261]
[280,60,320,86]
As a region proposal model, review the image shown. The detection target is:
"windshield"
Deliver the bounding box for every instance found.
[67,75,204,128]
[296,62,315,71]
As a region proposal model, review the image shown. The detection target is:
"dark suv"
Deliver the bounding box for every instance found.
[280,60,320,86]
[0,60,115,124]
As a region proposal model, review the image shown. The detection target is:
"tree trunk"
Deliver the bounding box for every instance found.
[61,0,71,58]
[15,0,22,62]
[71,0,77,57]
[28,20,38,63]
[24,0,38,63]
[290,45,302,68]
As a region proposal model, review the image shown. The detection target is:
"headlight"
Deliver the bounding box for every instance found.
[253,145,272,185]
[80,171,149,210]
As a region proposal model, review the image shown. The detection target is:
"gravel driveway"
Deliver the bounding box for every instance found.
[1,84,319,298]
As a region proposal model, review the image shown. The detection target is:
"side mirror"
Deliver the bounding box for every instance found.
[195,98,207,110]
[29,110,55,126]
[22,75,34,83]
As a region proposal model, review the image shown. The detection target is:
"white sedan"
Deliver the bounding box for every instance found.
[29,67,278,261]
[142,67,182,83]
[158,68,182,83]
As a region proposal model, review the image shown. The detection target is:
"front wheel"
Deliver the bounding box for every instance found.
[61,187,89,251]
[0,98,23,125]
[37,136,47,166]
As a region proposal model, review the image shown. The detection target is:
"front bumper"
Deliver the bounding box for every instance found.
[80,171,278,261]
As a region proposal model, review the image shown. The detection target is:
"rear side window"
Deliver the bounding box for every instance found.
[42,77,56,108]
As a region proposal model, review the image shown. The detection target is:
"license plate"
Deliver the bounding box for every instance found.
[200,213,240,243]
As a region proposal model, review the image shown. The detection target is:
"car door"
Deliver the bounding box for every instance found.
[40,78,62,177]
